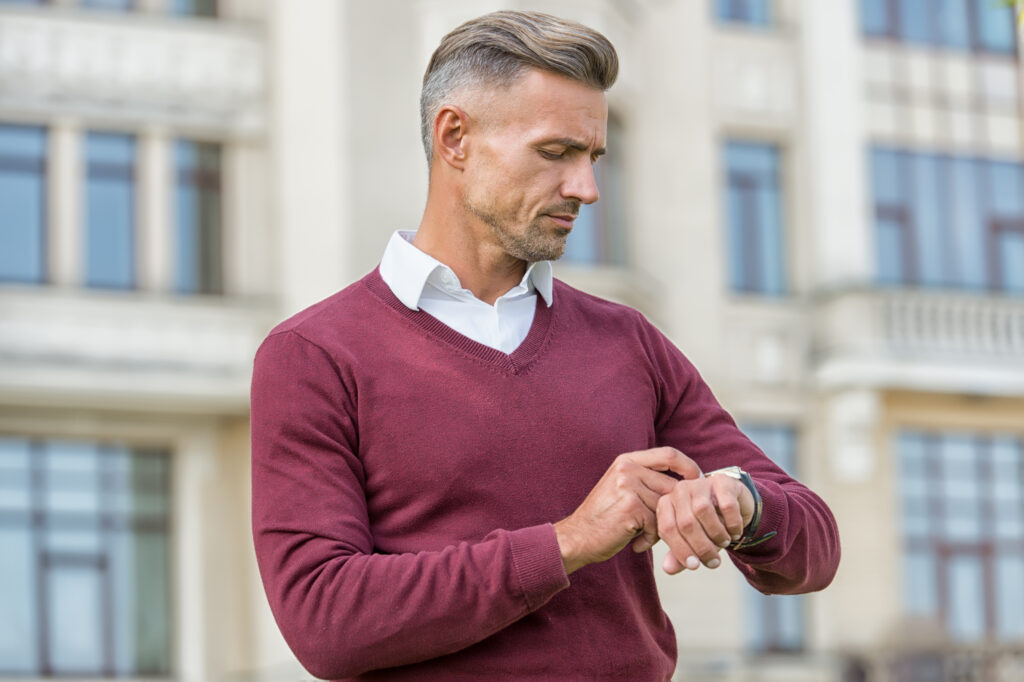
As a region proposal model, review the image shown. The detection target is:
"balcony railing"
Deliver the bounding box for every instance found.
[813,288,1024,394]
[858,644,1024,682]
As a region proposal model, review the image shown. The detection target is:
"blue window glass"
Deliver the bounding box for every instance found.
[168,0,216,17]
[85,132,135,289]
[741,425,804,653]
[870,147,1024,293]
[79,0,134,10]
[175,140,223,294]
[563,115,627,267]
[898,431,1024,641]
[0,438,171,676]
[860,0,1016,53]
[715,0,772,25]
[0,124,47,283]
[724,142,787,295]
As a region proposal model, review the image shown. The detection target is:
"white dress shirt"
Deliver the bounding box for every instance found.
[378,230,554,354]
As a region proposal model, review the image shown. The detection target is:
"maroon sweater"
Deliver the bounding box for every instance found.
[250,269,840,681]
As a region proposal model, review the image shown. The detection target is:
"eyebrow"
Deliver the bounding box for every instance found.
[542,138,606,157]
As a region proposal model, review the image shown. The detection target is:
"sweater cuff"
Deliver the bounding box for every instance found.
[507,524,570,611]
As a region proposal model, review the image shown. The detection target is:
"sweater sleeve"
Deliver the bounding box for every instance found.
[250,330,569,679]
[642,320,840,596]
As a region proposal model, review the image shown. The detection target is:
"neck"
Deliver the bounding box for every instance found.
[415,189,529,306]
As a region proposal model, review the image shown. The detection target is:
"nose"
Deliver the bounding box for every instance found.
[562,159,600,205]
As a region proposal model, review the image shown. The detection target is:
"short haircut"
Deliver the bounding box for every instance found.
[419,10,618,163]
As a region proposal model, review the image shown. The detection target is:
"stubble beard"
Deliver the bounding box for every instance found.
[466,199,576,263]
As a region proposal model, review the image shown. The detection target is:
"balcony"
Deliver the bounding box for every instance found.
[0,5,266,134]
[813,288,1024,396]
[0,287,277,414]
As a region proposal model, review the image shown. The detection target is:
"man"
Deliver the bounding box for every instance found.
[251,10,839,681]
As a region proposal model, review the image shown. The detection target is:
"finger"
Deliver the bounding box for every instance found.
[709,478,745,541]
[656,494,704,572]
[630,447,703,481]
[690,481,733,550]
[662,551,684,575]
[660,483,725,568]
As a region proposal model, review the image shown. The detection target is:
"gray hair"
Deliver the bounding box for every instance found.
[419,10,618,163]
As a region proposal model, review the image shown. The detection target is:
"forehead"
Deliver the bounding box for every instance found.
[485,69,608,144]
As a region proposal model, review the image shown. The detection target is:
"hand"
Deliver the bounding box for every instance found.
[657,473,754,574]
[553,447,702,575]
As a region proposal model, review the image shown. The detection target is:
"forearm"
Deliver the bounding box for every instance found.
[254,520,568,679]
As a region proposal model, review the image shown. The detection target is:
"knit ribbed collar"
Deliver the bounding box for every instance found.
[364,267,554,375]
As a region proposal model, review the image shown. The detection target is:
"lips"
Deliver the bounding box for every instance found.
[546,214,577,229]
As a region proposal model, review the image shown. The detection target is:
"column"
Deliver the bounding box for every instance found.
[49,119,81,287]
[799,0,873,290]
[270,0,352,315]
[138,128,172,292]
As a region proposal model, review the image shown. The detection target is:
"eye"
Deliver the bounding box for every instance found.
[539,149,565,160]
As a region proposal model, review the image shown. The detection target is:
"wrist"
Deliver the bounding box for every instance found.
[705,466,774,551]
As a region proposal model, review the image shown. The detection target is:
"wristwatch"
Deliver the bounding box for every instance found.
[704,466,775,550]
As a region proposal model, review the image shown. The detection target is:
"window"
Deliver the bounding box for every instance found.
[715,0,772,25]
[175,140,223,294]
[723,141,787,295]
[85,132,136,289]
[563,114,628,267]
[898,431,1024,641]
[0,438,171,676]
[741,425,805,653]
[79,0,134,10]
[870,147,1024,293]
[0,124,46,283]
[860,0,1016,54]
[169,0,216,17]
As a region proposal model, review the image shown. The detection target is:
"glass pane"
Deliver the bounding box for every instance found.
[899,0,932,44]
[947,555,985,641]
[44,441,101,516]
[757,185,786,294]
[871,148,905,205]
[86,133,135,289]
[169,0,216,16]
[948,159,985,289]
[0,437,32,512]
[80,0,133,9]
[996,555,1024,639]
[860,0,890,35]
[564,202,600,265]
[975,0,1016,52]
[997,230,1024,293]
[905,550,938,616]
[174,141,222,294]
[877,217,905,284]
[941,436,980,540]
[0,124,47,283]
[936,0,970,48]
[988,162,1024,217]
[0,528,38,674]
[134,532,170,674]
[911,155,947,286]
[47,563,105,674]
[775,595,804,650]
[717,0,772,24]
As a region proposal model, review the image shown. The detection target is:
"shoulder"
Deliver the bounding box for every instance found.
[265,270,382,345]
[552,278,654,332]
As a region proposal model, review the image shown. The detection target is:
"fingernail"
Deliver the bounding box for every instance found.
[732,534,741,542]
[685,556,700,571]
[707,558,720,569]
[719,539,731,548]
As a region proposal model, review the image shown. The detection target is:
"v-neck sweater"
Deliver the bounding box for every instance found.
[250,268,840,681]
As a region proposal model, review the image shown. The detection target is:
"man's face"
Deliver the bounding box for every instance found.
[460,69,608,262]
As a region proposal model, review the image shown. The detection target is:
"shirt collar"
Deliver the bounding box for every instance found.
[379,230,554,311]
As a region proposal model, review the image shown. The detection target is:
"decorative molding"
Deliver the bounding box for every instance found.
[0,9,266,135]
[0,289,277,413]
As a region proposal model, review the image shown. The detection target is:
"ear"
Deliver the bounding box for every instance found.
[433,105,469,170]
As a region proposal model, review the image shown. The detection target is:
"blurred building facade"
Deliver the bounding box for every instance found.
[0,0,1022,680]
